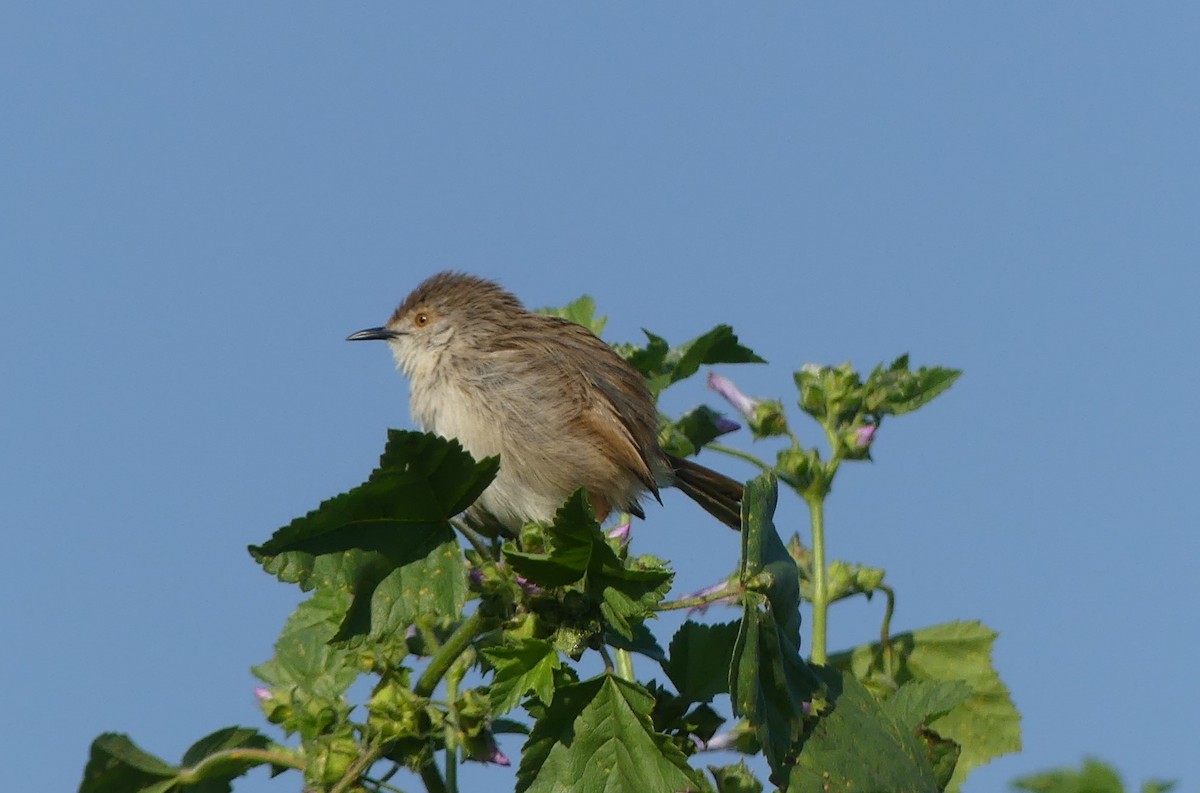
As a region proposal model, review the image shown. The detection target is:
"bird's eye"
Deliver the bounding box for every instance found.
[414,312,430,327]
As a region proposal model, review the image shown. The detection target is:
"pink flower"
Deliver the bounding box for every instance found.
[606,522,632,544]
[853,425,876,448]
[684,580,738,615]
[707,372,758,420]
[253,687,271,703]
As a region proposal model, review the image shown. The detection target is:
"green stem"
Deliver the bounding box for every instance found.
[614,648,635,681]
[415,610,490,698]
[878,584,896,679]
[597,644,616,673]
[444,671,459,793]
[330,745,384,793]
[419,759,449,793]
[707,443,773,473]
[656,581,737,612]
[453,520,497,561]
[177,747,304,782]
[807,496,828,665]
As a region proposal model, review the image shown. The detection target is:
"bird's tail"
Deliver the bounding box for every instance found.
[666,453,744,531]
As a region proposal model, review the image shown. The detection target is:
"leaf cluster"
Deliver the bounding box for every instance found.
[79,308,1019,793]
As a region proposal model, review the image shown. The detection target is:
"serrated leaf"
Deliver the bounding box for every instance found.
[250,431,495,570]
[506,491,672,640]
[517,675,701,793]
[352,536,467,641]
[863,359,961,417]
[80,734,177,793]
[829,621,1020,792]
[80,728,272,793]
[504,490,607,587]
[251,589,360,739]
[537,296,608,336]
[604,621,668,664]
[1011,757,1127,793]
[886,679,972,730]
[664,621,740,703]
[591,559,673,641]
[482,639,561,715]
[789,670,940,793]
[709,761,764,793]
[660,404,740,457]
[627,326,764,398]
[729,476,818,784]
[249,431,487,639]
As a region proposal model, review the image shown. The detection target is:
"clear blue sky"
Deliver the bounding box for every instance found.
[3,4,1197,792]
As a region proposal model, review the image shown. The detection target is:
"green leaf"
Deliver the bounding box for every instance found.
[537,295,608,336]
[863,357,962,416]
[249,431,488,639]
[1012,758,1126,793]
[789,671,941,793]
[1011,757,1177,793]
[604,620,668,664]
[345,536,467,641]
[887,679,972,730]
[738,475,801,643]
[506,491,672,641]
[829,621,1021,793]
[251,589,359,739]
[591,556,673,641]
[659,404,740,457]
[664,621,740,702]
[709,761,765,793]
[482,639,562,716]
[517,675,702,793]
[729,476,818,783]
[250,430,495,571]
[504,490,607,587]
[80,729,272,793]
[81,734,177,793]
[627,326,764,397]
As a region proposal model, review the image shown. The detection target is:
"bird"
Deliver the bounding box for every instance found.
[348,271,743,533]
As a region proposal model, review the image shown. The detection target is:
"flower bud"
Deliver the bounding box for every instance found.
[707,372,758,419]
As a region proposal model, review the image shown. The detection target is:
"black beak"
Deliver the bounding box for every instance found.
[346,326,401,342]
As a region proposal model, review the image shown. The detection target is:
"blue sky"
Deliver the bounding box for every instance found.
[3,4,1198,792]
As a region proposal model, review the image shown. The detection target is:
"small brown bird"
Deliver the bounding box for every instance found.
[348,272,743,532]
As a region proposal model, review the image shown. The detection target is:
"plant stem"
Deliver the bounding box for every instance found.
[807,495,828,665]
[177,747,305,782]
[707,443,773,473]
[331,744,383,793]
[453,519,497,561]
[655,582,737,612]
[444,670,459,793]
[878,584,896,679]
[419,759,449,793]
[415,610,489,698]
[614,648,635,681]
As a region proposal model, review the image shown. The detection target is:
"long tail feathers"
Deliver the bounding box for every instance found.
[666,453,744,531]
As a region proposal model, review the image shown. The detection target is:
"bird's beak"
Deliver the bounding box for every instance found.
[346,326,402,342]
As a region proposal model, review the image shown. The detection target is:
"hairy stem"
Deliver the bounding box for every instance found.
[656,581,736,612]
[445,671,459,793]
[807,496,828,665]
[415,610,490,698]
[177,747,304,783]
[707,443,773,473]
